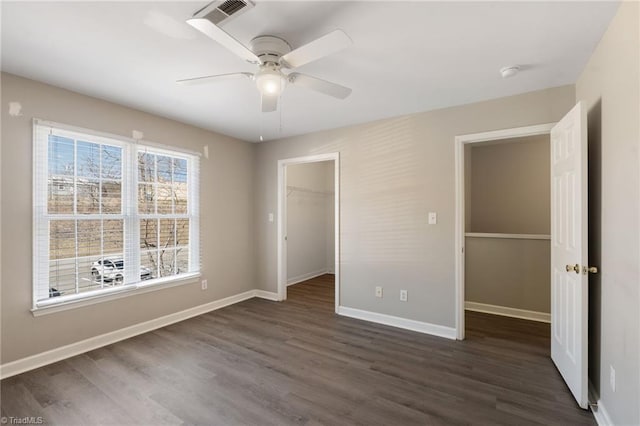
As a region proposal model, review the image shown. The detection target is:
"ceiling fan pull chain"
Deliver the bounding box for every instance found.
[260,107,264,142]
[279,97,283,136]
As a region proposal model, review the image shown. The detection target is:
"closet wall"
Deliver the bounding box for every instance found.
[465,135,551,315]
[286,161,335,284]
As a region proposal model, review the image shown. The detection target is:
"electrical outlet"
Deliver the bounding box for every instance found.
[201,279,208,291]
[375,286,383,298]
[400,290,408,302]
[610,365,616,392]
[268,213,274,222]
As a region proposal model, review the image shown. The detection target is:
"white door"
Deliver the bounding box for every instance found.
[550,102,589,409]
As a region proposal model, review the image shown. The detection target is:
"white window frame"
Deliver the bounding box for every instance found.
[32,119,200,314]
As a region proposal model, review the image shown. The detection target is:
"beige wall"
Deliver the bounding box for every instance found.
[464,144,472,231]
[465,238,550,313]
[575,2,640,425]
[286,161,334,282]
[469,135,550,234]
[326,165,335,274]
[255,85,575,327]
[0,73,255,363]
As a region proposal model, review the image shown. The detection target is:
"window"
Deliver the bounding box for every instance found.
[33,120,200,309]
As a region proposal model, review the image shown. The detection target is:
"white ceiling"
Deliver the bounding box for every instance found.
[1,1,619,142]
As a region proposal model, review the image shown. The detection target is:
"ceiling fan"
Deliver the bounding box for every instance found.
[178,4,353,113]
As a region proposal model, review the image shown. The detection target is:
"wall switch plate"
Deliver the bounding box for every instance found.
[400,290,408,302]
[428,212,437,225]
[268,213,274,222]
[201,279,208,291]
[610,365,616,392]
[375,286,383,298]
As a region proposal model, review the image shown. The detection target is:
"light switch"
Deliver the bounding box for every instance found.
[428,212,437,225]
[268,213,274,222]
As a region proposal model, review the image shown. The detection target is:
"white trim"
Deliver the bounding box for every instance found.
[287,269,329,286]
[277,159,285,302]
[465,301,551,323]
[454,135,465,339]
[1,289,259,379]
[337,306,457,340]
[455,123,556,144]
[277,153,340,312]
[32,273,201,316]
[589,382,613,426]
[254,290,279,301]
[465,232,551,240]
[454,123,555,340]
[333,154,340,314]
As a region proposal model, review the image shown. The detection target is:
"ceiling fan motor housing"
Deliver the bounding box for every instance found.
[250,36,291,64]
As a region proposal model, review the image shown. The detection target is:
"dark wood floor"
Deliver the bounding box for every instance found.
[1,274,595,425]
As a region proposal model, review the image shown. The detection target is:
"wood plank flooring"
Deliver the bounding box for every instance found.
[1,274,595,425]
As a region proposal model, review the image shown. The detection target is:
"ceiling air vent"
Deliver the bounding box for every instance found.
[192,0,255,27]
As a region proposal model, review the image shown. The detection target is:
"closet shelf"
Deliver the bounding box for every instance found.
[465,232,551,240]
[287,185,334,196]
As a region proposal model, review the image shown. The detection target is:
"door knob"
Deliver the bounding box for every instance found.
[583,266,598,274]
[566,264,580,274]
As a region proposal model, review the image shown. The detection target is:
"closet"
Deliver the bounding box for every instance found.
[464,135,551,322]
[286,161,335,287]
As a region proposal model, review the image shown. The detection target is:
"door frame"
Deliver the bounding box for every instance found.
[277,152,340,312]
[454,123,556,340]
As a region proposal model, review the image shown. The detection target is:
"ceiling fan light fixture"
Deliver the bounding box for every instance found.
[255,67,286,96]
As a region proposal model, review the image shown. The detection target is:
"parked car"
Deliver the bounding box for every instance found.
[91,257,152,284]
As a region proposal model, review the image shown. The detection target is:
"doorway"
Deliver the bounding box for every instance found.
[457,106,591,410]
[454,124,555,340]
[277,153,340,312]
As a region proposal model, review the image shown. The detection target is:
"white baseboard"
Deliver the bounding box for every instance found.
[589,381,613,426]
[0,289,267,380]
[337,306,456,340]
[287,269,328,286]
[254,290,280,301]
[465,301,551,323]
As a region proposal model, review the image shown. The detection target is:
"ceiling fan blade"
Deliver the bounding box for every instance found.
[261,94,278,113]
[280,29,352,69]
[187,18,259,63]
[176,72,253,86]
[288,73,352,99]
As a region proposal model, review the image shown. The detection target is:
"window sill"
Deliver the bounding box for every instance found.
[31,273,201,317]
